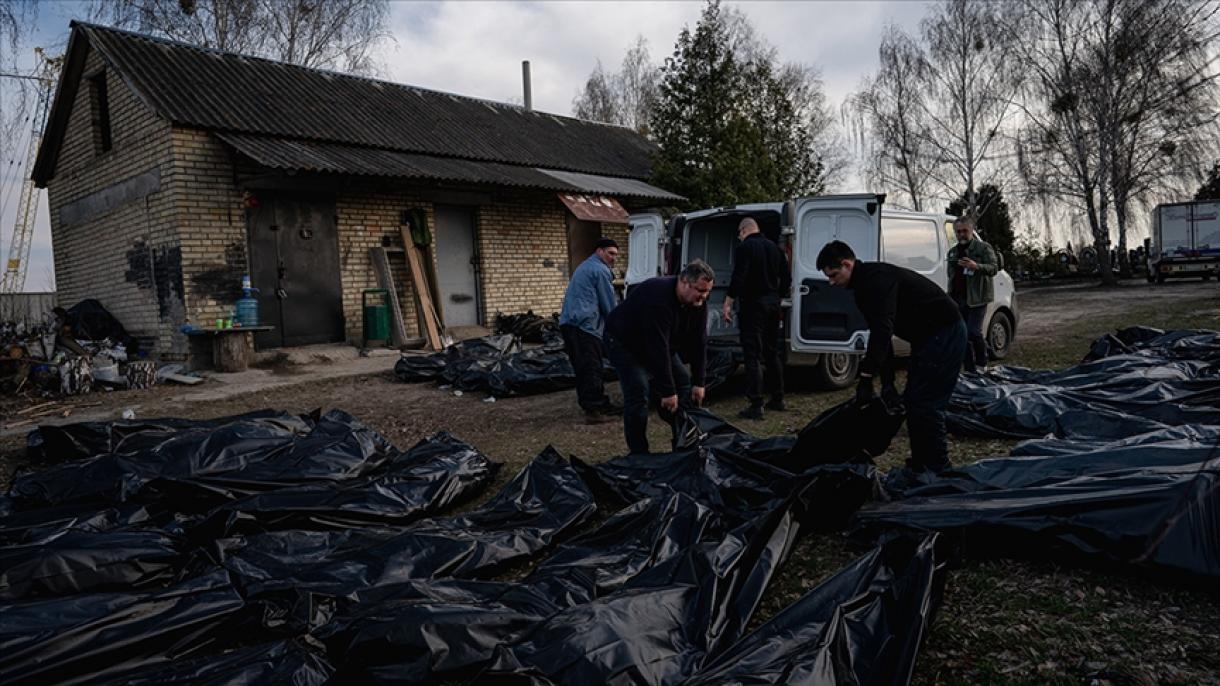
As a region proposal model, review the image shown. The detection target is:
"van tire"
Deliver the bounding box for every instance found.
[987,310,1014,360]
[814,353,859,390]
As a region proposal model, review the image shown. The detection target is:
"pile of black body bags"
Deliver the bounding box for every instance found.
[1,326,1216,685]
[861,326,1220,582]
[394,312,738,399]
[1,399,935,684]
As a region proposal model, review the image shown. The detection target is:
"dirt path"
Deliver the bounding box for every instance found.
[1014,278,1219,343]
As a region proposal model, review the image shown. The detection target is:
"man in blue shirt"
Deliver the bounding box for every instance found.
[559,238,620,423]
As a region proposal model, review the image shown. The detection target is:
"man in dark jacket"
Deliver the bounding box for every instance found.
[722,218,791,419]
[604,260,714,454]
[816,240,966,473]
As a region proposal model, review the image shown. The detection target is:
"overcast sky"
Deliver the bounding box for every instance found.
[4,1,936,292]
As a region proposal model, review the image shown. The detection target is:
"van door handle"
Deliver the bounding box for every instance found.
[798,285,810,295]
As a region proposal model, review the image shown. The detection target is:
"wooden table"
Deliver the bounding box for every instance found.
[186,326,274,372]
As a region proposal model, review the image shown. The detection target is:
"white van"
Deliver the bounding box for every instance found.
[626,194,1019,388]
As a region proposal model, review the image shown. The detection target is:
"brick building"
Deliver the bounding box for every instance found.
[32,22,680,364]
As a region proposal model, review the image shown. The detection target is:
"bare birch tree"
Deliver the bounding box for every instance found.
[573,36,658,135]
[1010,0,1119,283]
[85,0,391,74]
[1011,0,1220,284]
[1103,0,1220,275]
[919,0,1023,216]
[844,25,936,210]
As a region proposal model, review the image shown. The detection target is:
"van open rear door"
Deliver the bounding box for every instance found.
[626,213,666,288]
[790,195,883,354]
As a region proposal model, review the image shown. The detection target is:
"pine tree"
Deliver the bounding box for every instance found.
[650,0,826,208]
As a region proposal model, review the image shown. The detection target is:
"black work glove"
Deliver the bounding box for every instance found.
[855,375,875,405]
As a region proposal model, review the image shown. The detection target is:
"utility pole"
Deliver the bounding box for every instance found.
[1,48,61,294]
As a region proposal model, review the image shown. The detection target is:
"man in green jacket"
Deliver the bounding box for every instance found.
[946,215,998,372]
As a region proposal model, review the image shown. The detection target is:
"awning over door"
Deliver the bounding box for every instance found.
[559,193,629,222]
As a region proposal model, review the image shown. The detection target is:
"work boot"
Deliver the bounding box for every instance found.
[765,397,787,412]
[584,409,614,425]
[737,403,764,420]
[599,401,624,415]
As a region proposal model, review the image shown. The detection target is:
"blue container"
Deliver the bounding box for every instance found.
[236,296,260,327]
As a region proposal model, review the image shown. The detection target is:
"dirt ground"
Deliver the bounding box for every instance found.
[2,277,1218,684]
[1015,278,1220,343]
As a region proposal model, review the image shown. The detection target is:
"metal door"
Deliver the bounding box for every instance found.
[247,194,345,349]
[790,194,883,354]
[434,206,480,327]
[626,212,664,287]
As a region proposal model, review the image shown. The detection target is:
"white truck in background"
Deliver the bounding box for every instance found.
[1146,200,1220,282]
[627,194,1019,389]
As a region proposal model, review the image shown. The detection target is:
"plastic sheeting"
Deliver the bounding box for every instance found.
[395,334,738,397]
[856,424,1220,580]
[783,397,906,471]
[317,492,760,683]
[948,329,1220,440]
[1,407,955,685]
[683,532,946,686]
[494,310,560,344]
[1082,326,1220,364]
[217,448,596,596]
[0,568,255,685]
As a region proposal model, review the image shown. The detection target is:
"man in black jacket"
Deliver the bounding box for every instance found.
[816,240,966,473]
[722,218,791,419]
[605,260,714,454]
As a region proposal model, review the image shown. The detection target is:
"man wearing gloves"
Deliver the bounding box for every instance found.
[604,260,715,454]
[559,238,620,423]
[946,215,998,372]
[816,240,965,475]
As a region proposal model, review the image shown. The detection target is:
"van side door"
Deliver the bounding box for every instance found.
[880,215,948,290]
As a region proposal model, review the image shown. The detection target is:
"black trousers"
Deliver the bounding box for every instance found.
[738,299,784,405]
[561,324,610,412]
[954,297,989,371]
[904,319,966,471]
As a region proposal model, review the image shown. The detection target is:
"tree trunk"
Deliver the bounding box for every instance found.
[1095,200,1118,286]
[1115,195,1132,279]
[1083,191,1118,287]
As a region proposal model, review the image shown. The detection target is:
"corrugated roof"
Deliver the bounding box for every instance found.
[35,22,673,192]
[84,23,653,175]
[218,133,684,202]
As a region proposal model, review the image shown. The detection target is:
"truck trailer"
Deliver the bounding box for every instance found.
[1146,200,1220,282]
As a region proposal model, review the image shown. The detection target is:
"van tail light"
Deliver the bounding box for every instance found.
[662,241,672,275]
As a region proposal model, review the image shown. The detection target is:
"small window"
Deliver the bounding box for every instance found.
[89,73,112,154]
[882,217,940,272]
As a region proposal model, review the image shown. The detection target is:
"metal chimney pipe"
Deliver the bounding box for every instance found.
[522,60,532,110]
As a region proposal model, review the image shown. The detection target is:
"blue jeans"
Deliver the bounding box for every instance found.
[904,319,966,471]
[605,334,692,454]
